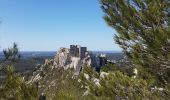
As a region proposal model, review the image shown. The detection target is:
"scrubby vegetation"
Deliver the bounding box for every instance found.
[101,0,170,86]
[0,66,38,100]
[0,0,170,99]
[0,43,38,100]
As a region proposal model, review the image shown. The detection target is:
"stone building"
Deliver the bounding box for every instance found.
[70,45,79,57]
[70,45,87,59]
[80,47,87,59]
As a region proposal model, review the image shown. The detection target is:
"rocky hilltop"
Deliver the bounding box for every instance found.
[53,45,92,74]
[30,45,104,82]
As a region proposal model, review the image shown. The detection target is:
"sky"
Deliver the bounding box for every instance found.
[0,0,121,51]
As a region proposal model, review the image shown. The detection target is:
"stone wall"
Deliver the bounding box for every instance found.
[80,47,87,59]
[53,45,91,73]
[70,45,87,59]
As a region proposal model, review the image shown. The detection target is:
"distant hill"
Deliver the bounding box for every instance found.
[0,51,56,59]
[0,51,123,74]
[0,51,122,60]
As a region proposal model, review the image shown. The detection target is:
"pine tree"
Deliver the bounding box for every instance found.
[3,42,21,62]
[0,43,38,99]
[0,66,38,100]
[100,0,170,86]
[88,71,170,100]
[78,66,170,99]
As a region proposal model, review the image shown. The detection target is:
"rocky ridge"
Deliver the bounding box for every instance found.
[30,45,93,82]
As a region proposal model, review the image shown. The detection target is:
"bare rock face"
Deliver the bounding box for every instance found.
[29,59,54,82]
[29,45,93,82]
[53,46,92,74]
[54,48,71,68]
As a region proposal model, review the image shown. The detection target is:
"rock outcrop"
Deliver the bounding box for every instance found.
[53,46,92,75]
[28,45,110,98]
[29,45,93,82]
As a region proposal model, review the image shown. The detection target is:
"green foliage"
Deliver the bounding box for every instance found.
[1,0,170,99]
[53,68,84,100]
[79,66,100,90]
[101,63,119,72]
[0,66,38,100]
[101,63,134,76]
[100,0,170,86]
[87,71,170,100]
[3,43,21,62]
[36,67,85,100]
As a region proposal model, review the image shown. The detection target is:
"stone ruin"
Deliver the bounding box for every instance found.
[70,45,87,59]
[53,45,109,73]
[29,45,109,83]
[53,45,91,75]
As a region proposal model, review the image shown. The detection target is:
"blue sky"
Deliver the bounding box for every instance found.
[0,0,121,51]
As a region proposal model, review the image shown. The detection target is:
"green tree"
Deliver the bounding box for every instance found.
[87,71,170,100]
[101,63,134,76]
[0,43,38,99]
[3,42,21,62]
[100,0,170,86]
[76,66,170,99]
[0,66,38,100]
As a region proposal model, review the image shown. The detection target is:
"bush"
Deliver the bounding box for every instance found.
[3,43,21,62]
[0,66,38,100]
[87,71,170,100]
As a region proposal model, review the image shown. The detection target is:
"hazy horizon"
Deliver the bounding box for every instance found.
[0,50,122,52]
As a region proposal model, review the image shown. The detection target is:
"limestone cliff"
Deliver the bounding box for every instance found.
[29,45,92,82]
[53,47,92,75]
[28,45,109,97]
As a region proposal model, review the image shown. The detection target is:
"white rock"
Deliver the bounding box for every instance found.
[84,73,89,80]
[100,72,109,78]
[83,90,89,96]
[92,78,100,87]
[132,68,138,78]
